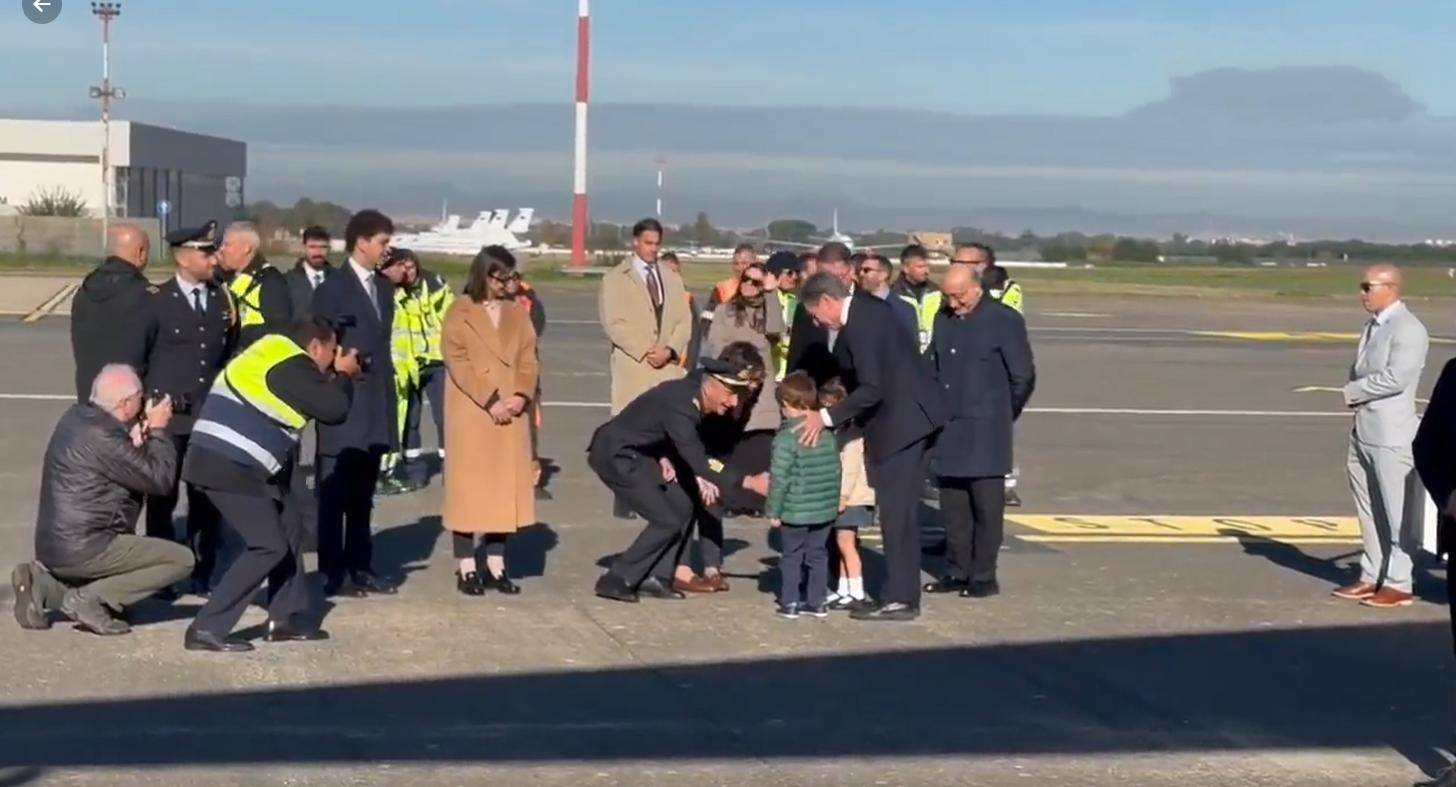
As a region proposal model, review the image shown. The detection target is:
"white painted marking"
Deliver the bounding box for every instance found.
[1040,312,1110,318]
[0,394,1357,419]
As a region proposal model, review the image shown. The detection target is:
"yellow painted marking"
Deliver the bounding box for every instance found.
[1008,514,1360,544]
[1196,330,1456,345]
[22,282,78,323]
[1021,535,1358,545]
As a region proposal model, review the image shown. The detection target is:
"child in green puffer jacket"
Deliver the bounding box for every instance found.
[765,371,842,619]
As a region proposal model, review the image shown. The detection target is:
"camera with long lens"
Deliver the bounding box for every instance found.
[148,389,192,414]
[332,315,373,373]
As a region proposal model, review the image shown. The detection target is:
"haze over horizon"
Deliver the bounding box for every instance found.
[3,1,1454,240]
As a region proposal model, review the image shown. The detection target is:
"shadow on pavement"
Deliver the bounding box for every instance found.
[2,622,1447,775]
[372,516,445,589]
[1235,532,1448,604]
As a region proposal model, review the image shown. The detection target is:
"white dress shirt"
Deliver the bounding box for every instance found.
[820,297,856,426]
[348,257,378,314]
[176,273,207,313]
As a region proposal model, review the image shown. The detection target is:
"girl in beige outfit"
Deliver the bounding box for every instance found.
[441,250,539,595]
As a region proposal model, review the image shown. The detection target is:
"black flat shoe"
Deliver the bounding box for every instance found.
[960,580,1000,599]
[637,577,686,600]
[351,571,398,595]
[485,571,521,595]
[922,576,969,594]
[850,602,920,622]
[594,573,638,603]
[456,571,487,596]
[264,619,330,642]
[184,628,255,652]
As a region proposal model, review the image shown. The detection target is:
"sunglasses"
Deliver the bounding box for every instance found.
[740,276,764,287]
[1359,281,1392,293]
[491,272,523,283]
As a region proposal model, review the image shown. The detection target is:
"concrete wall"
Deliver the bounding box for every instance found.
[0,215,162,260]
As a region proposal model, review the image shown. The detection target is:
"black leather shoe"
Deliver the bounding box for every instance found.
[922,576,969,594]
[594,573,639,603]
[264,618,330,643]
[184,628,255,652]
[612,499,638,520]
[351,571,398,595]
[638,577,686,600]
[151,586,180,602]
[324,576,366,598]
[484,571,522,595]
[960,580,1001,599]
[456,571,487,596]
[850,602,920,621]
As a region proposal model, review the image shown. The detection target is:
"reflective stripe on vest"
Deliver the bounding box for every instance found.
[190,334,307,475]
[897,290,942,352]
[772,290,796,381]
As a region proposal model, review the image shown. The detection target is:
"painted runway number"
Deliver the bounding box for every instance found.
[1008,515,1359,544]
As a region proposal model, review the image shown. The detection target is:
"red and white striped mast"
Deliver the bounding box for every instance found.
[569,0,590,269]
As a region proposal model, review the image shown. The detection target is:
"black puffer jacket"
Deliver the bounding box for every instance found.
[34,404,176,569]
[71,257,150,402]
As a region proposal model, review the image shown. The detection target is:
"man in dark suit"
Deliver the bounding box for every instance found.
[795,272,947,621]
[307,209,398,597]
[922,265,1035,600]
[285,225,335,317]
[1414,355,1456,787]
[786,241,855,385]
[71,224,152,402]
[140,221,236,595]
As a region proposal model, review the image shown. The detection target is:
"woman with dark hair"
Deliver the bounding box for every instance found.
[439,251,539,595]
[670,266,784,593]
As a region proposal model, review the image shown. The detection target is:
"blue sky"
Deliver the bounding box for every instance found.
[3,0,1451,115]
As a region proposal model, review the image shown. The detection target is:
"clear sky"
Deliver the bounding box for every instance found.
[3,0,1452,115]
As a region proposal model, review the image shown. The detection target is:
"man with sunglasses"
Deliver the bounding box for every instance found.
[1335,264,1429,609]
[855,252,919,344]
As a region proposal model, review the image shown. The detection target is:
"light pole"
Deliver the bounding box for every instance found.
[655,155,666,219]
[89,2,124,251]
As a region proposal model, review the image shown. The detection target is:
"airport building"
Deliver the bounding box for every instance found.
[0,119,247,233]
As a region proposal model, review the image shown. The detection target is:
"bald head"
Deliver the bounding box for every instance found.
[942,263,982,313]
[1360,263,1403,315]
[107,224,149,270]
[89,363,143,422]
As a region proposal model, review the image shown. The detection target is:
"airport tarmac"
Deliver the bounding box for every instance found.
[0,281,1454,786]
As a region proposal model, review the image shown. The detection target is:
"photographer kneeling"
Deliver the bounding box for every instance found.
[12,364,192,636]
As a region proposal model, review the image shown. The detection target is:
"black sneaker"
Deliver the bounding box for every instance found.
[11,563,50,630]
[845,597,878,614]
[775,603,801,620]
[1005,489,1022,507]
[802,604,829,619]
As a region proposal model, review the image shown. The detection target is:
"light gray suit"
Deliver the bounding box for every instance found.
[1343,300,1429,592]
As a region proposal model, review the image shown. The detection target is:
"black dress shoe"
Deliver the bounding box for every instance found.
[637,577,686,600]
[351,571,398,595]
[594,573,639,603]
[184,628,255,652]
[264,619,330,643]
[612,498,638,520]
[922,576,969,594]
[324,576,366,598]
[960,580,1000,599]
[484,571,522,595]
[456,571,487,596]
[151,586,180,602]
[850,602,920,621]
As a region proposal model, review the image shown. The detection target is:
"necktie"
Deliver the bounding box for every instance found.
[645,265,663,310]
[312,271,322,289]
[365,275,379,317]
[191,287,205,316]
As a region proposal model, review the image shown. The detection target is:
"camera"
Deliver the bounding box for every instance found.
[332,315,373,373]
[148,390,192,414]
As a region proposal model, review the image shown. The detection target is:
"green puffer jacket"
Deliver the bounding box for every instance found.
[764,417,842,525]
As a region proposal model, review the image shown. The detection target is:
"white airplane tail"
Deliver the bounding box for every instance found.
[507,208,534,236]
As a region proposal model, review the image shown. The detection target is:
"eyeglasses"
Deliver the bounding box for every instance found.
[1359,281,1393,293]
[491,272,522,283]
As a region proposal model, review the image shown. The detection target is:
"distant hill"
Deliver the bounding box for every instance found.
[26,66,1455,240]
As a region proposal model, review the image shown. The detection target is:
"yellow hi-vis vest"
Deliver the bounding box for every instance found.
[772,290,796,381]
[189,334,307,476]
[391,287,424,391]
[228,262,277,329]
[897,289,943,353]
[991,281,1024,313]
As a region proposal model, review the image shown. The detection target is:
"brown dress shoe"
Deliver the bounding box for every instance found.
[703,573,730,593]
[671,575,718,594]
[1361,587,1414,608]
[1331,582,1379,600]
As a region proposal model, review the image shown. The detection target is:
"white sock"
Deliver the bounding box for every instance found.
[847,577,865,600]
[836,578,850,598]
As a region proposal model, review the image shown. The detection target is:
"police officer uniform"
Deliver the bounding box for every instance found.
[590,359,757,602]
[141,221,235,594]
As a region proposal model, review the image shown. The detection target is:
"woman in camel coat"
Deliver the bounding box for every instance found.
[441,248,539,595]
